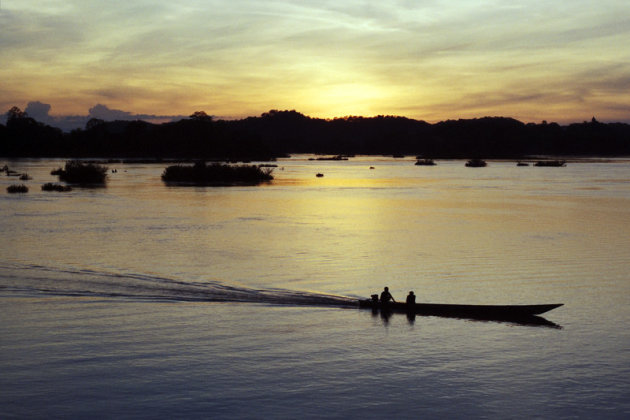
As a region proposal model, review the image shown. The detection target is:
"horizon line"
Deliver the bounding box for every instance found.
[4,104,627,131]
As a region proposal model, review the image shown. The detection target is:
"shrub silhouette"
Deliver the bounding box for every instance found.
[53,160,108,184]
[7,184,28,193]
[161,162,273,186]
[534,160,566,167]
[42,183,73,192]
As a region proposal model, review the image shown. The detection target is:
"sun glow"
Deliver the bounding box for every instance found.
[301,83,391,118]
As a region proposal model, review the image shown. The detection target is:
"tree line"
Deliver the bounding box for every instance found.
[2,107,629,159]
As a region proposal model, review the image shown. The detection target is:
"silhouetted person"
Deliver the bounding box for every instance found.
[380,287,395,304]
[406,291,416,306]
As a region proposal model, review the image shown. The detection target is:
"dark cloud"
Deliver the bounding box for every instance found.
[88,104,186,124]
[25,101,53,122]
[3,102,185,132]
[88,104,134,120]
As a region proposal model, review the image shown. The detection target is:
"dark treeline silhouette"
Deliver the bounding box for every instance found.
[2,107,629,158]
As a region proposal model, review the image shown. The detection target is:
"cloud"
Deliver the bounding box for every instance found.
[88,104,133,120]
[25,101,53,122]
[87,104,186,124]
[2,1,630,123]
[2,102,186,132]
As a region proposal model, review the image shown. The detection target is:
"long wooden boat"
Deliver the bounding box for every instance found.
[359,299,563,319]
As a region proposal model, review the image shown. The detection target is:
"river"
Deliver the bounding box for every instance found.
[1,156,629,418]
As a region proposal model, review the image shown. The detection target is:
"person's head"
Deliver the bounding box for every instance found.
[384,287,389,291]
[409,291,414,295]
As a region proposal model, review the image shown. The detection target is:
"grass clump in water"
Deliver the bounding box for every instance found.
[161,161,274,186]
[42,183,73,192]
[7,184,28,193]
[52,160,108,185]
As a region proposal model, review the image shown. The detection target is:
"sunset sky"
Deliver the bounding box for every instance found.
[1,0,629,126]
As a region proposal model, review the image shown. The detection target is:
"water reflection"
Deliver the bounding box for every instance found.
[368,307,561,329]
[373,307,417,325]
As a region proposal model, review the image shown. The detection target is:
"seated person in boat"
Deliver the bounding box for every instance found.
[406,291,416,306]
[380,287,395,304]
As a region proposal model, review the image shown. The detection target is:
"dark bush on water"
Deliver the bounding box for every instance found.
[42,183,73,192]
[53,160,108,184]
[161,161,274,186]
[7,184,28,193]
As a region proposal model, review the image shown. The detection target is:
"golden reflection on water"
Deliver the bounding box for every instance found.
[2,158,629,310]
[3,158,630,419]
[260,163,630,309]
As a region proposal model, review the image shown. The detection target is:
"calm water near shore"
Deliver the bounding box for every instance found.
[1,156,629,418]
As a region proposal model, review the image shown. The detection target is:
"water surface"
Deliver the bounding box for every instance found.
[1,157,629,418]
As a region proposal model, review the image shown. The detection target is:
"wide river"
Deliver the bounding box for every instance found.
[1,156,629,418]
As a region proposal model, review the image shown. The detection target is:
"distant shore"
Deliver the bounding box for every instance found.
[2,108,629,158]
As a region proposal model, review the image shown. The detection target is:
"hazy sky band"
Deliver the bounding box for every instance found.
[1,0,629,123]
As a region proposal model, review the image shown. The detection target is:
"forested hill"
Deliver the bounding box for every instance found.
[2,108,629,158]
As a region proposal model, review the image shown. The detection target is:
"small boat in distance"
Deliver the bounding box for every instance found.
[415,159,436,166]
[465,159,487,167]
[359,299,563,321]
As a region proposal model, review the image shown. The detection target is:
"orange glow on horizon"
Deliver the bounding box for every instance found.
[1,1,629,125]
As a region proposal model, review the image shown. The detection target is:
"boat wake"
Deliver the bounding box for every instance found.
[0,262,357,308]
[0,262,561,328]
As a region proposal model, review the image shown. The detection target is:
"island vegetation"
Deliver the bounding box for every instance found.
[534,160,566,167]
[7,184,28,193]
[415,158,436,166]
[41,183,73,192]
[51,160,108,185]
[465,159,488,167]
[161,161,274,186]
[2,107,630,159]
[308,155,350,161]
[2,164,29,179]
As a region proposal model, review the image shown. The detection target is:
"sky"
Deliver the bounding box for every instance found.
[1,0,630,130]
